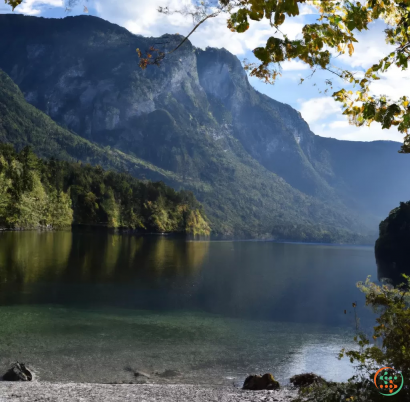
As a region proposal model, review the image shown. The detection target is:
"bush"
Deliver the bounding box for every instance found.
[295,276,410,401]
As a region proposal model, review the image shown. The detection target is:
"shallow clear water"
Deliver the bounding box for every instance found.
[0,231,377,385]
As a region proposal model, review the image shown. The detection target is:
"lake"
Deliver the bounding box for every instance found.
[0,231,377,385]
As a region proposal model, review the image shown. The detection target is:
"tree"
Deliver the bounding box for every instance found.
[136,0,410,152]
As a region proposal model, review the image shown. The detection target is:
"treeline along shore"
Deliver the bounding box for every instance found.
[0,144,211,235]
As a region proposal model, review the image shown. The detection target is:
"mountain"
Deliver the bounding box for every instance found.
[0,65,355,242]
[0,14,409,240]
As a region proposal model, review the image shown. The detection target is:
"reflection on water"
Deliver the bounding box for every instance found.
[376,257,410,286]
[0,232,377,384]
[0,232,209,303]
[0,231,72,286]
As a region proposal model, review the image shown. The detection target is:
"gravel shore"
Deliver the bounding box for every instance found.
[0,382,298,402]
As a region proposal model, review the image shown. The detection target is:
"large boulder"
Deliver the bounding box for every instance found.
[2,362,32,381]
[243,373,280,390]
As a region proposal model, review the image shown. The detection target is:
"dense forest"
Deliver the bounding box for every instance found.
[0,144,210,235]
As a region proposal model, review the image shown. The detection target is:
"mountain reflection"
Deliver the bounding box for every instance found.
[0,233,376,326]
[0,232,209,305]
[0,231,72,285]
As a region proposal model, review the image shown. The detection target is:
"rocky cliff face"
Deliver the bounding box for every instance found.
[0,14,409,239]
[375,202,410,283]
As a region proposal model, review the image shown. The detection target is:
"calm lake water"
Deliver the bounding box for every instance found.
[0,231,377,385]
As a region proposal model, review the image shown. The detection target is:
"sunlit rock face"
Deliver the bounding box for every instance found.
[196,47,331,198]
[0,14,409,238]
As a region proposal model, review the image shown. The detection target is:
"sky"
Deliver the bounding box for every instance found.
[0,0,408,143]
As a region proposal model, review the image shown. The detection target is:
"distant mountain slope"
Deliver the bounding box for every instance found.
[0,68,360,241]
[195,47,410,218]
[0,69,184,184]
[0,14,408,240]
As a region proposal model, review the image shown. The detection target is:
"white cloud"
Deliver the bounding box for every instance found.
[298,3,318,15]
[298,97,403,142]
[329,120,349,129]
[370,65,410,100]
[334,20,408,102]
[314,122,404,142]
[93,0,247,54]
[281,60,310,71]
[337,23,389,69]
[298,97,341,124]
[92,0,306,55]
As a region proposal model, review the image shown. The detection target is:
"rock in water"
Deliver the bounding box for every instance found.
[243,373,280,390]
[290,373,326,388]
[157,370,182,378]
[134,371,150,379]
[2,362,33,381]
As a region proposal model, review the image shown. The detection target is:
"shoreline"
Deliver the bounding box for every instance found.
[0,227,375,246]
[0,382,298,402]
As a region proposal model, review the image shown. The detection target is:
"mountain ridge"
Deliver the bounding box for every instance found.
[0,14,409,240]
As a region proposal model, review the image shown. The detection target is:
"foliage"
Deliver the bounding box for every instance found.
[0,144,73,229]
[0,144,210,234]
[294,377,384,402]
[4,0,22,10]
[295,276,410,401]
[140,0,410,150]
[344,276,410,384]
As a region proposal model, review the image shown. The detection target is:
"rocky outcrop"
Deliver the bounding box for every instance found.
[375,201,410,283]
[243,373,280,390]
[2,363,32,382]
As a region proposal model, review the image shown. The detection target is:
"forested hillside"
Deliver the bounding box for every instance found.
[0,144,210,234]
[0,65,363,242]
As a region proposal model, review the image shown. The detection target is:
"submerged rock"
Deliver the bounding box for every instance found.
[157,370,181,378]
[2,362,32,382]
[243,373,280,390]
[290,373,326,388]
[134,371,150,379]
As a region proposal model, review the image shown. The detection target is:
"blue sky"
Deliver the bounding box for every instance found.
[1,0,407,143]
